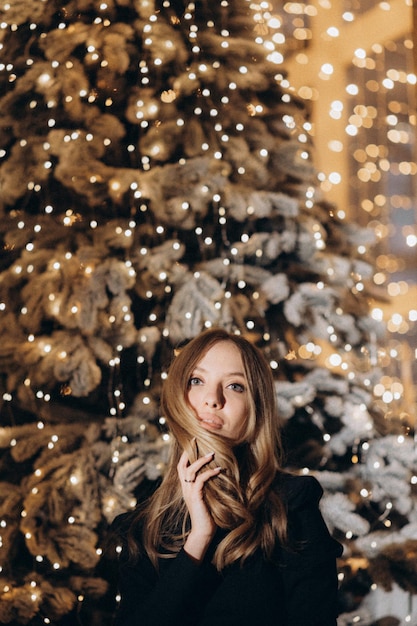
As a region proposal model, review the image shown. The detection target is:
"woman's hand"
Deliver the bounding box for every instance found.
[177,449,221,563]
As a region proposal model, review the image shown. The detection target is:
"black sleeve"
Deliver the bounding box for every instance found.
[280,475,344,626]
[112,477,343,626]
[114,543,219,626]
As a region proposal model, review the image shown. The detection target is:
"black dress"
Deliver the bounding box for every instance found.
[112,474,343,626]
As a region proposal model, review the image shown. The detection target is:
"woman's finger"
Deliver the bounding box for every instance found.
[177,449,217,483]
[183,466,222,486]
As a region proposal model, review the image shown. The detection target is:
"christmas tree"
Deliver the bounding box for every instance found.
[0,1,415,624]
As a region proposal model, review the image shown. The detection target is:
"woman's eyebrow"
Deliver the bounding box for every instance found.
[193,365,246,377]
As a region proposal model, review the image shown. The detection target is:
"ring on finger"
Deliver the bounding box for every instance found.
[184,478,195,483]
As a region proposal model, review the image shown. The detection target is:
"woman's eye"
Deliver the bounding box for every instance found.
[189,376,202,386]
[229,382,245,392]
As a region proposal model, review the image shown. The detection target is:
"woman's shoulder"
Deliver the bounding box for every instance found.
[110,510,137,536]
[275,472,323,511]
[110,480,158,539]
[109,502,151,551]
[276,472,344,559]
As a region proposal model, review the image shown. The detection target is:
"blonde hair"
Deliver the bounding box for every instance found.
[129,328,288,570]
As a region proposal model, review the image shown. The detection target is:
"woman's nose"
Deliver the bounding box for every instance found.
[204,386,224,408]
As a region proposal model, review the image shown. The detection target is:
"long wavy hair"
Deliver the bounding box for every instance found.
[128,327,288,570]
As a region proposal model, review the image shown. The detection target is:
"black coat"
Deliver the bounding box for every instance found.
[112,474,343,626]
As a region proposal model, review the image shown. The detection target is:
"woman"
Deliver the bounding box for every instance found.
[112,328,343,625]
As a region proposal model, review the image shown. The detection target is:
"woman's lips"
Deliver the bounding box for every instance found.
[198,413,223,430]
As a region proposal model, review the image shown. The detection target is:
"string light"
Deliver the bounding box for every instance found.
[0,1,415,624]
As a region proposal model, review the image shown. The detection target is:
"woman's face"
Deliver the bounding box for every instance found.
[186,341,249,441]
